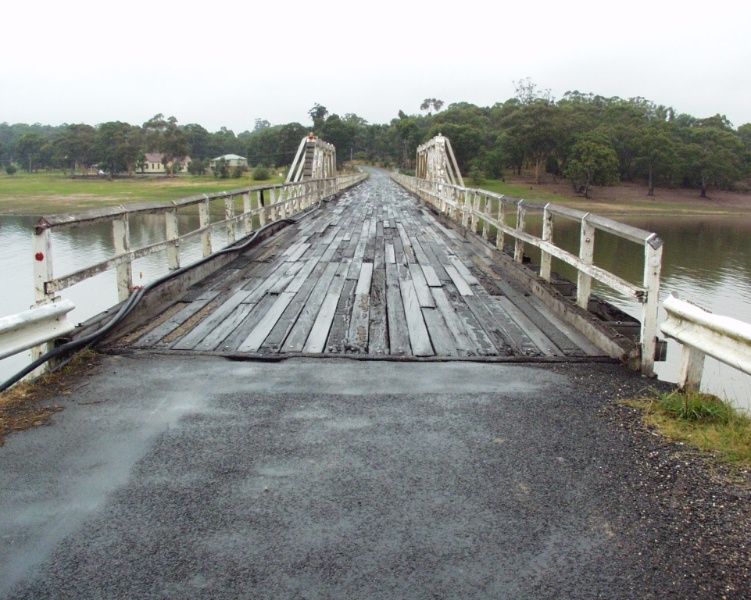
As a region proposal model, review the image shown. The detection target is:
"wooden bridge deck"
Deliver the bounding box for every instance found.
[120,174,604,360]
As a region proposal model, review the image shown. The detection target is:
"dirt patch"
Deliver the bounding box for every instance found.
[0,351,102,446]
[509,174,751,215]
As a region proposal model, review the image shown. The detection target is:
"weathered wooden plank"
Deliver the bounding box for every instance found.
[368,265,388,355]
[492,295,563,356]
[325,279,356,353]
[238,292,297,352]
[172,289,251,350]
[444,265,474,297]
[303,262,350,353]
[463,294,515,356]
[397,265,433,357]
[421,265,442,287]
[260,276,320,353]
[283,262,340,352]
[285,242,311,262]
[133,291,220,348]
[285,256,322,294]
[218,294,279,351]
[346,263,374,351]
[449,255,480,285]
[194,303,256,352]
[385,244,396,264]
[408,264,435,308]
[430,288,478,356]
[421,307,457,356]
[385,263,411,355]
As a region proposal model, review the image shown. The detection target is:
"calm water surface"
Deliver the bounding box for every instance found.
[1,213,750,409]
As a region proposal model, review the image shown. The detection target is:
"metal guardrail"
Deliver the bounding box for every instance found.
[0,299,75,360]
[33,174,366,307]
[660,294,751,389]
[392,174,663,376]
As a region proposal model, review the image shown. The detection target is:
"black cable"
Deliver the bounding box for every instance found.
[0,212,311,393]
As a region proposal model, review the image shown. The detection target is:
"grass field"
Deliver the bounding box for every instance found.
[2,169,750,217]
[0,172,286,216]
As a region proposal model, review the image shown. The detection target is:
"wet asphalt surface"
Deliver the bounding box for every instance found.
[0,355,704,598]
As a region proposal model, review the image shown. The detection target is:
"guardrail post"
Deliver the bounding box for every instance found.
[471,192,480,232]
[33,225,54,306]
[540,205,553,282]
[496,197,506,252]
[514,201,526,263]
[243,192,253,235]
[258,190,267,227]
[482,196,490,241]
[640,234,663,376]
[113,213,132,302]
[269,188,278,222]
[165,206,180,270]
[224,195,236,246]
[200,197,212,257]
[576,216,594,310]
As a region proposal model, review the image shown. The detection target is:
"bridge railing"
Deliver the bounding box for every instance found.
[33,174,366,309]
[661,294,751,390]
[392,174,663,376]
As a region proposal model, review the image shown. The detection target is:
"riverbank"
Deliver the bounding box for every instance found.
[2,170,751,217]
[0,172,285,216]
[478,175,751,216]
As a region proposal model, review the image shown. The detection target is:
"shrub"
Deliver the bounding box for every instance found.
[5,164,17,176]
[252,165,270,181]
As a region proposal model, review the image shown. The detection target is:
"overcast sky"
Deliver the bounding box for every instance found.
[2,0,749,133]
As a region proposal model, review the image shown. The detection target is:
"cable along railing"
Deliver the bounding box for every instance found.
[33,174,366,309]
[392,174,663,376]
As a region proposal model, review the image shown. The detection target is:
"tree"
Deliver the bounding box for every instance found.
[254,119,271,132]
[564,134,620,198]
[54,124,97,176]
[681,128,744,197]
[16,133,47,172]
[427,123,485,174]
[321,114,357,167]
[96,122,142,176]
[502,100,563,184]
[634,123,680,196]
[181,123,211,160]
[420,98,444,114]
[143,114,189,176]
[308,103,328,132]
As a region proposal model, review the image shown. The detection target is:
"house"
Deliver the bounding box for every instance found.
[142,153,192,174]
[209,154,248,171]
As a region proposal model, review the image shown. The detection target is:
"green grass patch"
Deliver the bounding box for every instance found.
[0,171,285,216]
[628,389,751,468]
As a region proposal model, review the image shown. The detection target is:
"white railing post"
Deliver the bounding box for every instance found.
[243,192,253,235]
[514,201,526,263]
[576,216,594,310]
[482,196,490,241]
[113,213,132,302]
[640,235,663,376]
[200,197,212,257]
[225,195,236,246]
[33,226,54,306]
[496,197,505,252]
[165,206,180,270]
[540,205,554,282]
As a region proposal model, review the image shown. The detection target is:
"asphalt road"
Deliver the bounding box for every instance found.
[0,355,700,598]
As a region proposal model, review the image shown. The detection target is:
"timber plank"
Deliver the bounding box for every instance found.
[397,264,434,357]
[385,263,411,355]
[444,265,474,296]
[219,294,279,351]
[325,279,356,353]
[408,264,435,308]
[368,265,388,355]
[239,292,297,352]
[260,276,320,353]
[303,262,350,353]
[421,307,457,356]
[133,291,220,348]
[283,262,340,352]
[172,289,252,350]
[194,303,256,352]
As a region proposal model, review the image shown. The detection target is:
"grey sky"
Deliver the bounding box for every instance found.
[2,0,749,132]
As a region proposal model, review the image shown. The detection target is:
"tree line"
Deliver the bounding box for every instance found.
[2,81,750,197]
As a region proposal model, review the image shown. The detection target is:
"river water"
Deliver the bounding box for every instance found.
[1,212,750,410]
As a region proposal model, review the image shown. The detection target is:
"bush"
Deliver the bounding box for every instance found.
[231,166,246,179]
[187,159,205,176]
[5,164,17,176]
[252,165,270,181]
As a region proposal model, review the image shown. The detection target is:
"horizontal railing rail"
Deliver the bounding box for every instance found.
[33,174,366,307]
[392,173,663,375]
[660,294,751,389]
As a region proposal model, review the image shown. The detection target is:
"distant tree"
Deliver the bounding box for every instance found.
[564,134,620,198]
[308,103,328,132]
[681,128,744,197]
[214,158,229,179]
[503,100,563,184]
[321,114,357,166]
[187,158,206,175]
[5,164,17,176]
[252,165,270,181]
[181,123,211,160]
[634,123,680,195]
[16,133,46,172]
[428,123,484,174]
[254,119,271,132]
[420,98,444,114]
[514,78,554,105]
[96,122,143,176]
[143,114,189,176]
[54,124,97,176]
